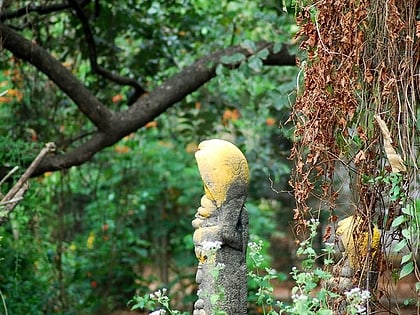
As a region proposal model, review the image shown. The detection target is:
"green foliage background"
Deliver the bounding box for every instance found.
[0,1,299,314]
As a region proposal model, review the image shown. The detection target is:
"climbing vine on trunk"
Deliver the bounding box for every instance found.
[290,0,419,312]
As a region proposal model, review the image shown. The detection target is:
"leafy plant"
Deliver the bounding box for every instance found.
[391,201,420,279]
[130,288,189,315]
[0,1,300,313]
[247,219,344,315]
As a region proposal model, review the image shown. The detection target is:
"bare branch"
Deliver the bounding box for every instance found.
[0,166,18,186]
[0,22,114,131]
[0,0,91,21]
[0,143,56,223]
[264,44,296,66]
[60,130,97,150]
[0,196,24,206]
[33,132,116,175]
[0,182,28,216]
[68,0,146,98]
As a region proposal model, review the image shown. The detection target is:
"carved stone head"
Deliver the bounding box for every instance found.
[195,139,249,207]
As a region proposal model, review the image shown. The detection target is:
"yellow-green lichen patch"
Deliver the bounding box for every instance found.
[195,139,249,207]
[336,215,381,270]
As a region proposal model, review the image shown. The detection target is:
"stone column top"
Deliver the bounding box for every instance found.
[195,139,249,207]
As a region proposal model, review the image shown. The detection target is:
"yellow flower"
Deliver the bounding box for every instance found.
[87,232,95,249]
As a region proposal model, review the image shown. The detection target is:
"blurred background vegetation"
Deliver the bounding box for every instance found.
[0,0,300,314]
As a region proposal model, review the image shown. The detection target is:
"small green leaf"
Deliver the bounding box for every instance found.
[401,252,412,265]
[130,304,141,310]
[273,42,283,54]
[403,298,414,306]
[240,39,256,52]
[400,262,414,278]
[304,247,316,256]
[391,215,406,228]
[317,309,333,315]
[216,64,229,76]
[390,184,402,201]
[238,61,251,77]
[248,56,263,73]
[402,204,414,216]
[401,228,411,239]
[220,53,246,65]
[256,48,269,60]
[393,239,407,252]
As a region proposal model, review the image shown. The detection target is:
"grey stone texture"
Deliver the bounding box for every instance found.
[192,139,249,315]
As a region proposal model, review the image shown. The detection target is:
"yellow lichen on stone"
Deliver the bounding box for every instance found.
[197,206,212,218]
[193,226,220,248]
[195,139,249,207]
[196,196,217,218]
[336,215,381,270]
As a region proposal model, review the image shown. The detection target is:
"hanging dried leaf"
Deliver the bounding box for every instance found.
[354,150,366,165]
[374,115,406,173]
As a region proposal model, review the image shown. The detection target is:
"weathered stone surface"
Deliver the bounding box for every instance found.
[192,139,249,315]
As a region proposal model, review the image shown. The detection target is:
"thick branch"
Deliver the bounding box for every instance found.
[264,45,297,66]
[1,19,295,175]
[32,42,295,175]
[122,42,296,131]
[33,132,116,175]
[0,22,114,131]
[0,0,91,21]
[68,0,145,97]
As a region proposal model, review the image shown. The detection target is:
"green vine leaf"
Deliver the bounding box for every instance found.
[391,215,406,228]
[393,239,407,252]
[248,56,263,73]
[240,39,256,52]
[220,53,246,65]
[399,262,414,279]
[401,252,412,265]
[256,48,269,60]
[273,42,283,54]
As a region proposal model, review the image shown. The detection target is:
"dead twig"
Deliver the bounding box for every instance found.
[0,142,56,223]
[0,165,18,186]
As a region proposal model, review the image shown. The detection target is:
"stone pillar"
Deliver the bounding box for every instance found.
[327,215,381,313]
[192,139,249,315]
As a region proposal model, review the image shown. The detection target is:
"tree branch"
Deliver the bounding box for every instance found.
[122,42,296,132]
[68,0,146,99]
[0,143,56,223]
[33,132,116,175]
[264,45,297,66]
[33,42,295,175]
[0,22,114,131]
[0,20,295,175]
[0,0,91,22]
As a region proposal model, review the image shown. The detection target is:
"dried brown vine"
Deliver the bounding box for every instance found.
[290,0,368,225]
[291,0,419,311]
